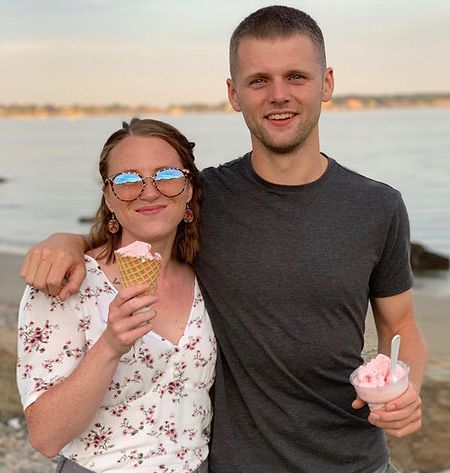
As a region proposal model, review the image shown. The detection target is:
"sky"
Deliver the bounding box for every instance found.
[1,0,449,107]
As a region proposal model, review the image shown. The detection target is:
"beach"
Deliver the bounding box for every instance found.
[1,251,449,473]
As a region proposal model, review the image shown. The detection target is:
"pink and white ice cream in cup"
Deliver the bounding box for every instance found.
[350,353,409,411]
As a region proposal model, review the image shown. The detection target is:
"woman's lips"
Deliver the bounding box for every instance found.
[135,205,166,215]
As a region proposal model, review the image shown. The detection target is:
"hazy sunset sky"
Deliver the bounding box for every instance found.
[1,0,449,106]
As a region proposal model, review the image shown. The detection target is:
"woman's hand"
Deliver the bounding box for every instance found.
[101,283,158,357]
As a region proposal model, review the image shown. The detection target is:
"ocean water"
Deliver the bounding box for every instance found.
[1,108,449,265]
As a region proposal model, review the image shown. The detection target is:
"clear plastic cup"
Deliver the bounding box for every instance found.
[350,361,409,411]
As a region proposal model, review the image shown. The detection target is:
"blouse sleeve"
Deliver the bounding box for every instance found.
[17,286,90,410]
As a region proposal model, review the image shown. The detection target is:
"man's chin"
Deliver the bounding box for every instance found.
[264,140,303,155]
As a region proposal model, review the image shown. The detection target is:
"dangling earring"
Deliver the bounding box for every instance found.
[107,212,120,234]
[183,203,194,223]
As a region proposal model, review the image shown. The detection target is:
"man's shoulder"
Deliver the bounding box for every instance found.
[333,160,403,204]
[201,154,249,182]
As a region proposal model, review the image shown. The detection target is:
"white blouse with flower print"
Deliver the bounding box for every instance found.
[17,255,216,473]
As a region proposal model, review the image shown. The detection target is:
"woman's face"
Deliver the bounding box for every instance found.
[104,135,192,248]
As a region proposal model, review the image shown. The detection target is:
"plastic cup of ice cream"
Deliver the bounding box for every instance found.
[350,354,409,411]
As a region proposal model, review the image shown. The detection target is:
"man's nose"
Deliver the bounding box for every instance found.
[270,79,290,104]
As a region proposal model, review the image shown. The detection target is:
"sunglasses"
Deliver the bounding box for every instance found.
[104,167,190,201]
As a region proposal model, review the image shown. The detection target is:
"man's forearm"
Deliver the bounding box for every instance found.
[378,321,427,390]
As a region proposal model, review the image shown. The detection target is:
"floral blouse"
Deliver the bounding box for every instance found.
[17,256,216,473]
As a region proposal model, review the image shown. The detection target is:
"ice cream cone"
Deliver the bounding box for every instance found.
[115,252,162,295]
[115,250,162,357]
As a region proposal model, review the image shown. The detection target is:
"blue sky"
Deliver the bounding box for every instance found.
[1,0,449,106]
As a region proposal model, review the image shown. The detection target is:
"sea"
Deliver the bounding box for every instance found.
[1,107,449,291]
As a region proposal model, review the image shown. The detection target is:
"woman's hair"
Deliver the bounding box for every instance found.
[88,117,202,265]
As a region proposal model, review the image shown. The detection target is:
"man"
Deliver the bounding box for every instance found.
[22,6,426,473]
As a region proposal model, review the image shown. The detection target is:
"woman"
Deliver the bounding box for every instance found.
[17,118,216,473]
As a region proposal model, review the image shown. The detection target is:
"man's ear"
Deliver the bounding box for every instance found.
[322,67,334,103]
[227,78,241,112]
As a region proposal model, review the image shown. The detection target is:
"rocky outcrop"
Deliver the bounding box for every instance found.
[78,216,94,224]
[411,243,449,271]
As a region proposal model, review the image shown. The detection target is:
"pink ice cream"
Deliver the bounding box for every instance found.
[116,241,162,261]
[350,354,409,410]
[352,354,406,388]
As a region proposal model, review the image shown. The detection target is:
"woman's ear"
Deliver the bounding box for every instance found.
[186,180,193,204]
[104,189,114,214]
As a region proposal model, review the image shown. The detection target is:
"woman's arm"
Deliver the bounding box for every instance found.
[20,233,88,300]
[18,283,157,458]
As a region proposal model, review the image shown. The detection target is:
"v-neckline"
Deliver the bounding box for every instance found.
[85,255,198,349]
[145,278,197,349]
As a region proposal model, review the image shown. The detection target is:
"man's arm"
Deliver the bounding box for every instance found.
[20,233,88,299]
[353,289,427,437]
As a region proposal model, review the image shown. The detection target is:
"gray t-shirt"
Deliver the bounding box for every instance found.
[195,154,413,473]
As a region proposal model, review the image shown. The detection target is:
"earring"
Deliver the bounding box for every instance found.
[183,203,194,223]
[107,212,120,234]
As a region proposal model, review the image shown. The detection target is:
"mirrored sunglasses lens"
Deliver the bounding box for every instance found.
[154,169,185,196]
[111,173,143,200]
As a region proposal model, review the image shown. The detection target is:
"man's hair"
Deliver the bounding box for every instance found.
[229,5,326,77]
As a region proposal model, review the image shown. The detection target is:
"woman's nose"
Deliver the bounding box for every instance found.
[139,177,160,200]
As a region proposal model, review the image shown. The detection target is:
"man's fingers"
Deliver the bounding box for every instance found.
[46,254,79,297]
[385,388,421,412]
[20,252,31,279]
[370,403,422,426]
[22,250,43,287]
[351,397,366,409]
[33,260,56,294]
[383,415,422,438]
[59,264,87,300]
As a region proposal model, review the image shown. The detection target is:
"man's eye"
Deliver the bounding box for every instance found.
[290,74,305,81]
[250,78,266,86]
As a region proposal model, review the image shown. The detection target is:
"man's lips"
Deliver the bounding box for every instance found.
[264,112,298,124]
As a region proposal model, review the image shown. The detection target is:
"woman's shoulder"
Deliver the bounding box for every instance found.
[79,254,116,297]
[83,254,105,279]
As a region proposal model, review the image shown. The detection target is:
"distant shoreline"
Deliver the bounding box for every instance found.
[1,93,450,119]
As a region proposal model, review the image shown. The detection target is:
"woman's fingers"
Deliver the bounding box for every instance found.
[109,284,154,309]
[104,286,159,355]
[105,307,157,349]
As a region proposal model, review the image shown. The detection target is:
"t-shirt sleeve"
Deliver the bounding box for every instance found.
[16,286,89,410]
[369,195,413,298]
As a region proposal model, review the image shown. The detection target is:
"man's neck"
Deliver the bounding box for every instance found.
[250,144,328,186]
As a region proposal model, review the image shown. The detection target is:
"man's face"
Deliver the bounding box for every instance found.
[227,34,333,155]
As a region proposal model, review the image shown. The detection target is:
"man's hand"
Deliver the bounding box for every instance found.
[352,382,422,437]
[20,233,87,300]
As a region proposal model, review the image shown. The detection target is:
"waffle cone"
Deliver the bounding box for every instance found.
[115,252,162,296]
